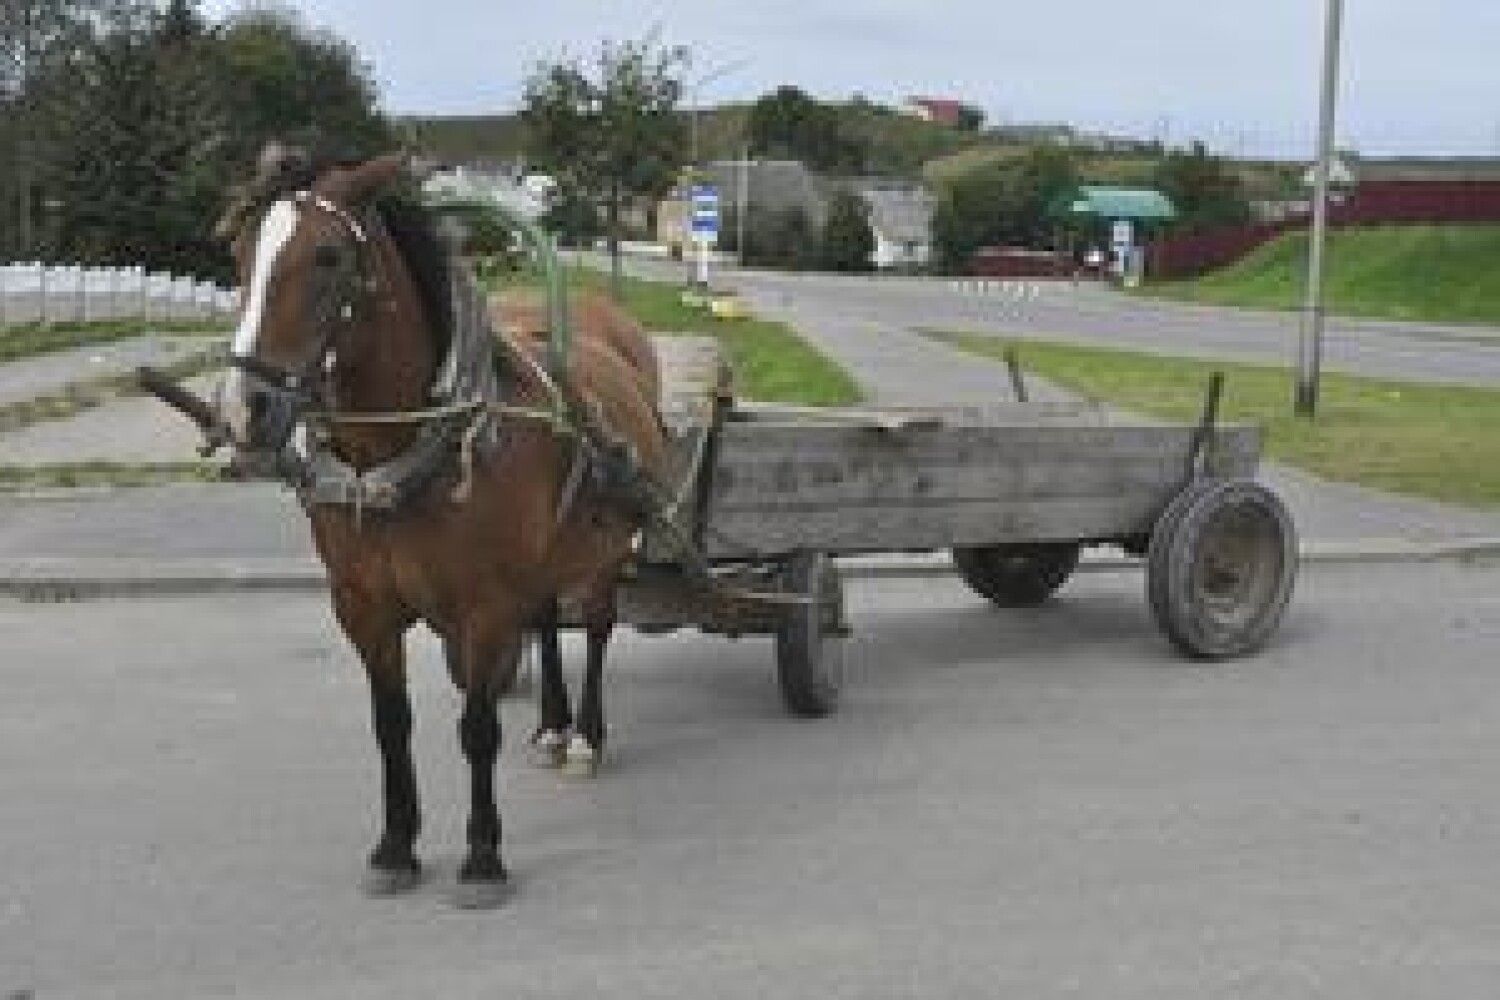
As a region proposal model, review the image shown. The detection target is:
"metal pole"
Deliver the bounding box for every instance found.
[737,147,749,267]
[1297,0,1344,418]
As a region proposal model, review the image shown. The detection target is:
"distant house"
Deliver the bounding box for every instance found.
[1301,155,1500,222]
[905,96,966,127]
[424,164,553,222]
[851,181,936,270]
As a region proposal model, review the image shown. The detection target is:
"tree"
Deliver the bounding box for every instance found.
[16,1,392,277]
[955,104,985,133]
[932,145,1078,272]
[747,85,867,174]
[0,1,145,258]
[743,205,817,270]
[522,37,688,294]
[211,8,392,171]
[1154,141,1251,231]
[820,189,874,272]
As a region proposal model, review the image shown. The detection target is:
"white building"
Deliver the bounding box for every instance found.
[423,164,554,221]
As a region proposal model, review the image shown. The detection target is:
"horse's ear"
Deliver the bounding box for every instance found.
[319,152,410,205]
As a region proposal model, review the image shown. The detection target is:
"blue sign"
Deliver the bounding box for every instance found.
[690,184,720,240]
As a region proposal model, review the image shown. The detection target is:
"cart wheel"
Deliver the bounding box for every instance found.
[952,542,1081,607]
[1146,479,1298,659]
[775,551,845,718]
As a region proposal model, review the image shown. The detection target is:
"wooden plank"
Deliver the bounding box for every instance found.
[731,400,1111,428]
[700,422,1261,557]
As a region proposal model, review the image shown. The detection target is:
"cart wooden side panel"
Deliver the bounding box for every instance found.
[700,418,1261,557]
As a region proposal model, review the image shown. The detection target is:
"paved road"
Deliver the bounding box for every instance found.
[5,561,1500,998]
[617,256,1500,387]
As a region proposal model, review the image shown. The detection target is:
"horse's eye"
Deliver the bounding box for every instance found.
[313,244,342,269]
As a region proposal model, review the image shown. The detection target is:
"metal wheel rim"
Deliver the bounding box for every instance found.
[1187,499,1285,634]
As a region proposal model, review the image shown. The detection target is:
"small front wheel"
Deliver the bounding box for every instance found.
[774,551,846,718]
[952,542,1081,607]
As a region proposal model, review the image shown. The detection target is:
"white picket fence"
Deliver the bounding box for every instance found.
[0,262,238,327]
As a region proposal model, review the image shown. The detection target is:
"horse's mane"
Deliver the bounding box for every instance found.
[219,142,454,359]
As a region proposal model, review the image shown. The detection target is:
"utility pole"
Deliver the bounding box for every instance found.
[1296,0,1344,417]
[737,144,749,267]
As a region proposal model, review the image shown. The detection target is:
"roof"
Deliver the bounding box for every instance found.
[1059,186,1177,221]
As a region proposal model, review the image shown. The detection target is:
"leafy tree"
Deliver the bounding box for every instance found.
[0,1,146,258]
[13,1,392,277]
[1154,140,1250,231]
[743,205,818,270]
[522,37,688,294]
[747,85,867,174]
[955,104,985,133]
[932,145,1078,272]
[211,8,392,171]
[820,188,874,272]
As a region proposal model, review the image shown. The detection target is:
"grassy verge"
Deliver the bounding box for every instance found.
[491,265,862,406]
[931,331,1500,509]
[0,460,222,491]
[0,346,224,434]
[0,318,230,364]
[1144,224,1500,328]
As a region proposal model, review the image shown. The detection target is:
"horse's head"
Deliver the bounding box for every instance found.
[217,150,408,455]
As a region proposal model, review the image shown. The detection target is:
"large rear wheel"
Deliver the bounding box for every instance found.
[1146,479,1298,659]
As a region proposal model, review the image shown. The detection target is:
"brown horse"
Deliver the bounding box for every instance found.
[217,150,666,903]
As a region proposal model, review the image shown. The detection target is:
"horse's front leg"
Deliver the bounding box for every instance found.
[453,614,524,906]
[350,628,422,895]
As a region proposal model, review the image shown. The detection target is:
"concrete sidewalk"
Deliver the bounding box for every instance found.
[0,334,216,406]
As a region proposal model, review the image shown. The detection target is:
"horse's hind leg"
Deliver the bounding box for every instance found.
[528,600,570,768]
[565,586,616,778]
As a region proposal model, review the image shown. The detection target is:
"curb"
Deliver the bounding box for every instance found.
[4,538,1500,601]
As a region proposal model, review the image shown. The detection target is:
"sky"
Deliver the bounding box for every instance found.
[199,0,1500,160]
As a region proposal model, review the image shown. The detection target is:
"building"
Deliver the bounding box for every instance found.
[851,181,936,270]
[904,97,967,127]
[423,163,553,222]
[1301,155,1500,222]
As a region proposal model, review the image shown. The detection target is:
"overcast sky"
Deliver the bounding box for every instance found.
[200,0,1500,159]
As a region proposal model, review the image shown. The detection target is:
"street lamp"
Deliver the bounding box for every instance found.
[687,58,750,165]
[1296,0,1345,418]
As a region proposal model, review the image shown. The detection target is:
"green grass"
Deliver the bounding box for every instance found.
[1149,224,1500,327]
[492,265,862,406]
[0,460,222,492]
[0,317,229,364]
[932,331,1500,509]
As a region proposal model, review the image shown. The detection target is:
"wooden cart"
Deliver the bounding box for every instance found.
[609,337,1298,718]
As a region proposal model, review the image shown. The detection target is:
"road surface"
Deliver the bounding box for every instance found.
[4,561,1500,998]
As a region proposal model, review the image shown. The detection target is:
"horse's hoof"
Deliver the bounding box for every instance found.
[527,728,568,769]
[454,854,510,909]
[562,735,600,778]
[452,877,512,910]
[362,864,422,897]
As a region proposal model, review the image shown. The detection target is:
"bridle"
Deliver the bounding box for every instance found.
[228,191,378,419]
